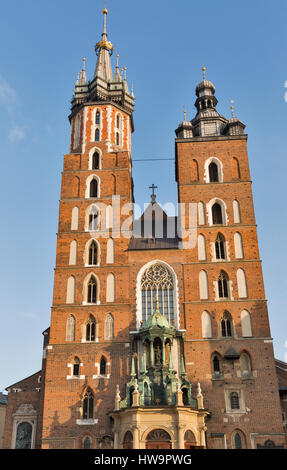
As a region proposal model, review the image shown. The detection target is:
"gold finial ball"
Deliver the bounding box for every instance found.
[103,8,108,14]
[202,66,206,71]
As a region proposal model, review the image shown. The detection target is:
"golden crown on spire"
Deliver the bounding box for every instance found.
[95,7,113,55]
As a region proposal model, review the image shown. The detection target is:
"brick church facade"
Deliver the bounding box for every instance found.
[3,9,287,449]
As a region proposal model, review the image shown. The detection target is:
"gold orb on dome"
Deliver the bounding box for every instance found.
[103,8,108,14]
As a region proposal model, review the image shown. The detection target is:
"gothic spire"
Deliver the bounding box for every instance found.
[94,9,113,81]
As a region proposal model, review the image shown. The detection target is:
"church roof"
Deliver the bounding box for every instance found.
[129,201,179,251]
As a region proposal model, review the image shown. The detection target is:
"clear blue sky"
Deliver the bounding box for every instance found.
[0,0,287,392]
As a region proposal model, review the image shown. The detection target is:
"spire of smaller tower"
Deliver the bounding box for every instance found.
[114,53,121,81]
[80,57,87,85]
[230,99,235,118]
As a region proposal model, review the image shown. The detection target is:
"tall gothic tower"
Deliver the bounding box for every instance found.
[41,10,136,449]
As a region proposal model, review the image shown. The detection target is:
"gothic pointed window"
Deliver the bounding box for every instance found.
[221,312,232,337]
[87,276,97,304]
[212,354,221,374]
[212,203,223,225]
[104,314,114,340]
[92,152,100,170]
[95,111,100,125]
[141,263,175,323]
[218,271,229,298]
[83,436,91,449]
[66,315,75,342]
[83,389,94,420]
[100,357,107,375]
[215,233,225,259]
[73,357,80,376]
[88,241,98,266]
[95,129,100,142]
[230,392,240,410]
[86,315,96,341]
[234,432,243,449]
[90,179,98,198]
[209,162,219,182]
[89,208,98,231]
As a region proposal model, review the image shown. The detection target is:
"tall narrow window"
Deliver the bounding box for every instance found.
[71,207,79,231]
[66,276,75,304]
[90,179,98,198]
[212,355,221,374]
[83,389,94,420]
[95,111,100,125]
[215,233,225,259]
[233,200,241,224]
[92,152,100,170]
[199,270,209,300]
[201,311,212,338]
[237,268,247,298]
[141,263,175,323]
[66,315,75,342]
[230,392,240,410]
[198,234,206,261]
[116,132,120,145]
[209,162,219,182]
[83,437,91,449]
[106,273,115,302]
[218,271,229,298]
[221,312,232,337]
[241,310,252,337]
[73,357,80,376]
[105,314,114,340]
[212,203,223,225]
[106,238,114,264]
[100,357,107,375]
[89,208,98,231]
[95,129,100,142]
[87,276,97,304]
[69,240,77,265]
[234,433,242,449]
[234,232,244,259]
[89,241,98,266]
[86,315,96,341]
[116,115,120,128]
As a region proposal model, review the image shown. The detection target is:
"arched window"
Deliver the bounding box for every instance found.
[212,203,223,225]
[88,241,98,266]
[233,200,241,223]
[73,357,80,376]
[89,207,98,231]
[71,206,79,231]
[66,315,75,342]
[237,268,247,298]
[199,270,209,300]
[215,233,225,259]
[230,392,240,410]
[234,232,244,259]
[100,357,107,375]
[90,179,98,198]
[218,271,229,298]
[116,114,120,129]
[241,310,252,337]
[191,159,199,182]
[106,273,115,302]
[104,314,114,340]
[201,311,212,338]
[209,162,219,182]
[83,436,91,449]
[66,276,75,304]
[240,352,252,377]
[95,111,100,125]
[69,240,77,265]
[86,315,96,342]
[221,311,232,337]
[95,129,100,142]
[92,152,100,170]
[83,389,94,420]
[198,202,205,225]
[232,157,241,180]
[106,238,114,263]
[87,276,97,304]
[212,354,221,374]
[198,234,206,261]
[141,263,175,323]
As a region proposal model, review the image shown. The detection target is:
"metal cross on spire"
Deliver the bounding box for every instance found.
[149,184,158,204]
